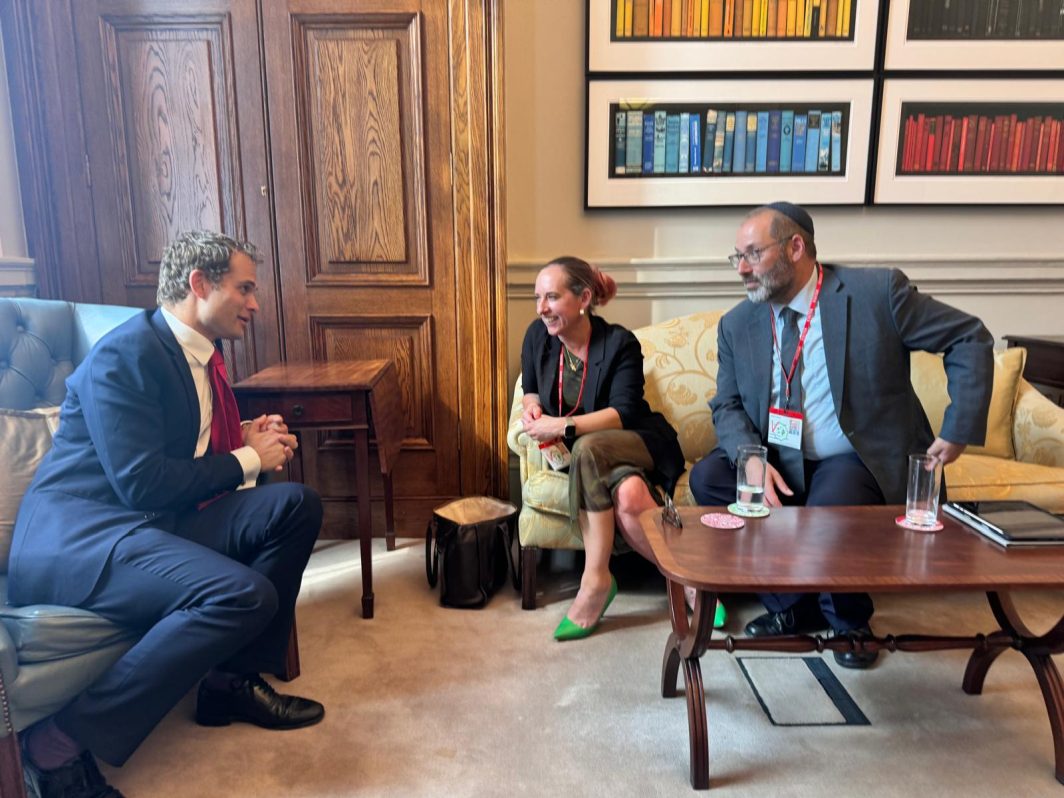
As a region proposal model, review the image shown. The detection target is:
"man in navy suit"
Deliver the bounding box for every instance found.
[11,231,324,797]
[689,202,994,669]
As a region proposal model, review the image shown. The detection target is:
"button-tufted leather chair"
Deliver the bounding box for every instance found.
[0,297,141,798]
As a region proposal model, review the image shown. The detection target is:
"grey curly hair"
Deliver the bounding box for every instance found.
[156,230,259,306]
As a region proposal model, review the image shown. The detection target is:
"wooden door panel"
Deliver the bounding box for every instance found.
[265,0,461,535]
[70,0,279,376]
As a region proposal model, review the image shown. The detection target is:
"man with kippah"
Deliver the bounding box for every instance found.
[688,202,994,669]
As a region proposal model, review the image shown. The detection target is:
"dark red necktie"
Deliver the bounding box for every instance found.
[208,349,243,454]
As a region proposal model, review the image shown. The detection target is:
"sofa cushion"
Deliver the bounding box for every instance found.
[0,407,60,574]
[946,453,1064,514]
[910,347,1025,460]
[521,469,572,518]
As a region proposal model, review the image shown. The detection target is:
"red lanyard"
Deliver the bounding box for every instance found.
[557,344,588,417]
[769,264,823,405]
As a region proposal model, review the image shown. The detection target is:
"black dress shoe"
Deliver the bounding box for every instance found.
[832,626,880,670]
[35,751,125,798]
[196,674,325,730]
[744,607,827,638]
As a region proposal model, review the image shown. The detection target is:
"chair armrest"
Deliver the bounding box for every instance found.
[1012,380,1064,468]
[0,623,18,691]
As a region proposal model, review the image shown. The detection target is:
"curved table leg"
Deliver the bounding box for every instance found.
[964,591,1064,783]
[660,578,716,790]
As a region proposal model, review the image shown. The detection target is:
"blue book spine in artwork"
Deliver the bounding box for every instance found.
[791,113,808,173]
[755,111,770,172]
[818,110,832,172]
[712,115,726,172]
[732,110,748,173]
[804,110,821,173]
[626,110,644,174]
[665,113,681,174]
[721,112,735,173]
[766,110,782,173]
[614,111,627,175]
[653,110,667,174]
[830,110,843,172]
[689,112,702,173]
[642,113,656,173]
[745,112,758,172]
[780,110,795,172]
[679,112,690,173]
[702,110,718,172]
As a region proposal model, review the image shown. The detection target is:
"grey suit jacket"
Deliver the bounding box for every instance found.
[710,264,994,503]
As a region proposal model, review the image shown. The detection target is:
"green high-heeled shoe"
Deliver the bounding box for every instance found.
[553,576,619,641]
[713,600,727,629]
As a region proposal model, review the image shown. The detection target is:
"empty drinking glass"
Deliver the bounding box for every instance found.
[906,453,942,529]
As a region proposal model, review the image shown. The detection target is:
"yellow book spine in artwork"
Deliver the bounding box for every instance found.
[625,0,634,35]
[777,0,789,36]
[817,0,827,36]
[709,0,724,35]
[672,0,683,35]
[723,0,735,35]
[841,0,851,36]
[794,0,805,37]
[760,0,769,36]
[617,0,626,36]
[750,0,761,35]
[786,0,797,35]
[692,0,702,35]
[700,0,711,36]
[742,0,753,35]
[804,0,814,36]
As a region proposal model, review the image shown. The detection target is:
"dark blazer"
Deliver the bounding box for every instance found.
[521,315,685,493]
[710,264,994,504]
[9,309,244,607]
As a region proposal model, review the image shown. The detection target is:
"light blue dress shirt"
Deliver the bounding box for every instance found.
[769,266,854,460]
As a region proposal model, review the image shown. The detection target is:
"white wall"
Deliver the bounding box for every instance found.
[504,0,1064,383]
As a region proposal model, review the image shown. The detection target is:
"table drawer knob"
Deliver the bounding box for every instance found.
[292,404,304,417]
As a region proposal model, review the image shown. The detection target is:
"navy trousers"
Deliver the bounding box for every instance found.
[688,447,884,631]
[54,482,322,766]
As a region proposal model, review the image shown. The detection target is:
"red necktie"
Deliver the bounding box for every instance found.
[208,349,243,454]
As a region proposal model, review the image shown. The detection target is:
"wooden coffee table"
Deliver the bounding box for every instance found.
[639,505,1064,790]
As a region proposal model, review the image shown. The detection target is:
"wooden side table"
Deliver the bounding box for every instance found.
[233,359,404,619]
[1004,334,1064,407]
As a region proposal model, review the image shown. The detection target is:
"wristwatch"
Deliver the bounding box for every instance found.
[564,418,576,438]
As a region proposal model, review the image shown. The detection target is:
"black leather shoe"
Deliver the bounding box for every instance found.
[35,751,124,798]
[744,607,827,638]
[196,674,325,730]
[832,626,879,670]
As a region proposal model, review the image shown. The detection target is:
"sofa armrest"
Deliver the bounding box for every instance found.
[1012,380,1064,469]
[506,377,551,483]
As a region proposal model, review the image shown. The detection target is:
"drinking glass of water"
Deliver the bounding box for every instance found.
[905,453,942,529]
[736,444,768,514]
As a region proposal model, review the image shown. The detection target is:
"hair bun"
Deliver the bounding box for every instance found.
[591,266,617,307]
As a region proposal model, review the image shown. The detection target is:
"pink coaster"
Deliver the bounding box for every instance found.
[701,512,745,530]
[895,514,944,532]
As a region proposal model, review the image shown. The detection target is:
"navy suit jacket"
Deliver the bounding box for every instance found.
[9,309,244,607]
[521,314,685,494]
[710,265,994,504]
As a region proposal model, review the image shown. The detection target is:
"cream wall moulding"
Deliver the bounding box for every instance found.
[587,0,880,72]
[884,0,1064,71]
[873,78,1064,205]
[586,78,874,207]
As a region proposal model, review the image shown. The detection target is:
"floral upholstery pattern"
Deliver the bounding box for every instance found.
[508,311,1064,549]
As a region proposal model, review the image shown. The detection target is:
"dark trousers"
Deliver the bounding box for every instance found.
[55,483,322,766]
[688,447,884,631]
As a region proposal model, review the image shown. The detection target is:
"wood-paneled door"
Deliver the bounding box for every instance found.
[261,0,502,534]
[68,0,280,375]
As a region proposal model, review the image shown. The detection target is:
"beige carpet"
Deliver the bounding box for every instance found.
[98,539,1063,797]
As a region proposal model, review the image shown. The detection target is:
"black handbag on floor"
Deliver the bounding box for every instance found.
[425,496,518,608]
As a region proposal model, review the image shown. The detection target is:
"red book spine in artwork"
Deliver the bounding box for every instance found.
[974,116,989,173]
[915,114,928,173]
[949,116,962,172]
[986,118,1001,173]
[1037,116,1053,172]
[933,114,947,171]
[957,116,970,173]
[925,117,937,172]
[963,114,979,173]
[1020,117,1035,173]
[901,116,914,172]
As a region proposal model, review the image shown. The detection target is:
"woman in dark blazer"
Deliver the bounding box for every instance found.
[520,256,684,641]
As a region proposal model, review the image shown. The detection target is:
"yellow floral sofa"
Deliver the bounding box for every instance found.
[507,310,1064,608]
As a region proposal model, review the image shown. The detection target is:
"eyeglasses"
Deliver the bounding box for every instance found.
[727,238,789,269]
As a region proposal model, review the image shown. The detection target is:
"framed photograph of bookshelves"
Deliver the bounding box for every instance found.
[873,79,1064,205]
[587,0,880,72]
[586,78,874,207]
[884,0,1064,70]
